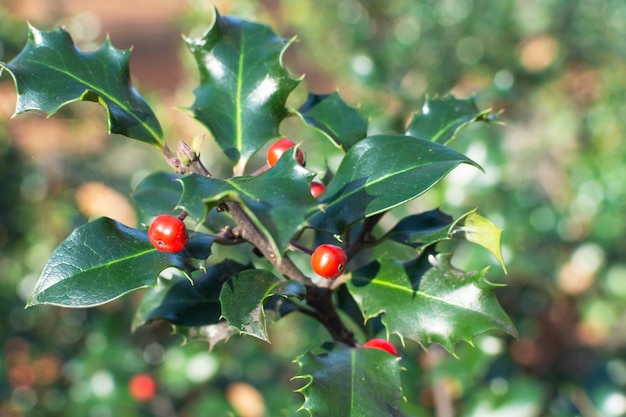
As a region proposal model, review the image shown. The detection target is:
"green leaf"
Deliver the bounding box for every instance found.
[308,134,480,233]
[293,343,402,417]
[383,208,454,248]
[28,217,212,308]
[179,154,318,255]
[384,209,507,272]
[347,250,516,353]
[405,95,496,145]
[219,269,306,341]
[452,209,507,273]
[171,322,239,351]
[132,259,250,330]
[132,172,183,216]
[133,172,236,232]
[0,25,163,146]
[295,92,368,151]
[185,8,300,167]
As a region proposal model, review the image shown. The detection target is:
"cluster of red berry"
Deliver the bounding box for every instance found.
[266,138,325,198]
[266,138,348,280]
[147,138,346,279]
[267,138,348,279]
[145,139,398,355]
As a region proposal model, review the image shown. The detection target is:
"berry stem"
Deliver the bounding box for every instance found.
[288,241,313,255]
[250,163,270,176]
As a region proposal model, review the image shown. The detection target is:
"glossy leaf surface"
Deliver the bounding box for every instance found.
[347,251,516,353]
[0,25,163,146]
[295,92,368,151]
[28,217,212,308]
[308,134,480,233]
[383,209,454,248]
[220,269,306,341]
[185,9,299,166]
[406,96,495,145]
[132,172,183,216]
[179,155,318,255]
[132,259,250,330]
[294,343,402,417]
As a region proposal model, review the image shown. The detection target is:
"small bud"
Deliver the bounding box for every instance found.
[192,134,205,156]
[177,141,195,166]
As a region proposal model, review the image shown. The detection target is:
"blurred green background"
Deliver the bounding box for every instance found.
[2,0,626,416]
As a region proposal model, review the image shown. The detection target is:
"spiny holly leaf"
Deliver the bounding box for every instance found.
[220,269,306,341]
[132,259,250,330]
[307,134,480,234]
[295,92,368,151]
[405,95,496,145]
[0,25,163,146]
[185,8,300,168]
[293,342,402,417]
[347,250,516,353]
[178,154,318,256]
[452,209,507,272]
[28,217,212,308]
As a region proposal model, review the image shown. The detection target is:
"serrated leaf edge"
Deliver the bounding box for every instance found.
[1,24,163,146]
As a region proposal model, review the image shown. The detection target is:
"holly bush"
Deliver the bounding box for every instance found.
[1,7,514,416]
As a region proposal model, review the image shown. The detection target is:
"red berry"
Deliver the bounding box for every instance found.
[363,338,399,356]
[148,214,189,253]
[310,181,325,198]
[311,244,347,280]
[267,138,305,167]
[128,373,157,402]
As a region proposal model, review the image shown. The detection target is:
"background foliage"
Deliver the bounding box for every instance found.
[1,0,625,416]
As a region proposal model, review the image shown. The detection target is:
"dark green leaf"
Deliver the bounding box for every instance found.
[179,154,318,255]
[132,172,235,232]
[28,217,212,308]
[0,25,163,146]
[336,284,384,339]
[308,134,480,233]
[295,92,368,151]
[347,250,517,353]
[133,259,251,330]
[383,208,454,248]
[294,343,402,417]
[384,209,507,272]
[132,172,183,216]
[405,95,496,145]
[220,269,306,341]
[185,9,299,168]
